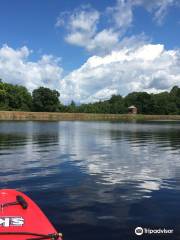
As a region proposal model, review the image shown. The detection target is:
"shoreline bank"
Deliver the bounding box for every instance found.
[0,111,180,121]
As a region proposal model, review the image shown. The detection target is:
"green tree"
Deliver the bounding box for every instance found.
[32,87,60,112]
[170,86,180,114]
[0,81,32,111]
[68,100,77,112]
[151,92,177,115]
[109,95,126,113]
[124,92,154,114]
[8,85,32,110]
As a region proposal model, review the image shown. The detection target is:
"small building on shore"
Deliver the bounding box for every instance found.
[128,105,137,114]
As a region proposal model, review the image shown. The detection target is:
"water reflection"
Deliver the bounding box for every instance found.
[0,121,180,239]
[0,122,180,193]
[55,122,180,196]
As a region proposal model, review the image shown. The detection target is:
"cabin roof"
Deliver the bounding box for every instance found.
[128,105,137,109]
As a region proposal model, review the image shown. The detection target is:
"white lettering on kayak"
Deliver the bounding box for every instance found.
[0,218,9,227]
[0,217,24,227]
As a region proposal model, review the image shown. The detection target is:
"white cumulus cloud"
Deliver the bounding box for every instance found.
[137,0,179,25]
[56,5,122,54]
[0,44,180,104]
[56,0,179,54]
[0,44,63,91]
[106,0,133,30]
[56,5,101,51]
[60,43,180,103]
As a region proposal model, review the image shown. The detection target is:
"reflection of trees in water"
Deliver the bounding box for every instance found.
[109,122,180,150]
[0,121,179,236]
[32,134,59,146]
[1,122,180,236]
[60,122,180,198]
[0,121,180,200]
[0,134,28,149]
[0,122,61,185]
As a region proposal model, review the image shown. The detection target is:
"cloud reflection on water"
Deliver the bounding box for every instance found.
[0,121,180,200]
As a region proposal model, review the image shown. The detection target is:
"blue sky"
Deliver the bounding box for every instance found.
[0,0,180,103]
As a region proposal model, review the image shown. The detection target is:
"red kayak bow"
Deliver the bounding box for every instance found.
[0,189,62,240]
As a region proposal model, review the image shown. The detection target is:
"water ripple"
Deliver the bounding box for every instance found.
[0,121,180,239]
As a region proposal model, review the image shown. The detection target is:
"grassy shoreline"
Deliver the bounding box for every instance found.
[0,111,180,121]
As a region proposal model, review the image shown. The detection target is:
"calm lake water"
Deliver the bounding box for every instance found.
[0,121,180,239]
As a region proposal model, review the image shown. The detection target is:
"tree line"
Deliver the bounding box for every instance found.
[0,79,179,114]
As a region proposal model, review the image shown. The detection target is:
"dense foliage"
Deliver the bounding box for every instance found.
[0,79,179,114]
[76,87,180,114]
[0,80,32,111]
[32,87,61,112]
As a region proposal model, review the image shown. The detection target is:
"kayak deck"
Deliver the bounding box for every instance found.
[0,189,62,239]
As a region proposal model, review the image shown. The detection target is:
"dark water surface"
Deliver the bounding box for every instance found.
[0,121,180,239]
